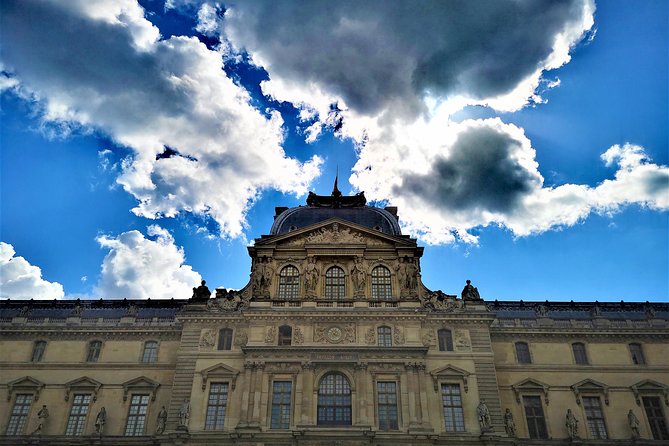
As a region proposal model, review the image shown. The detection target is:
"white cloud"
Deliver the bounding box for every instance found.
[0,242,64,300]
[1,0,322,239]
[95,225,201,299]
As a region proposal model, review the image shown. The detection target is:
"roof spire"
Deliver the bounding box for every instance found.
[332,166,342,198]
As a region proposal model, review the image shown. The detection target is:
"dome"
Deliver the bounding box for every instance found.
[270,205,402,236]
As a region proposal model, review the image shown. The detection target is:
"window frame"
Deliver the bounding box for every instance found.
[218,328,233,351]
[141,340,159,363]
[376,381,399,430]
[440,383,465,432]
[370,265,392,300]
[124,393,150,436]
[515,341,532,364]
[572,342,589,365]
[582,396,608,439]
[31,340,47,363]
[278,325,292,346]
[65,393,92,436]
[270,380,293,429]
[377,326,392,347]
[324,266,346,300]
[438,329,454,352]
[317,372,352,426]
[629,343,646,365]
[204,382,229,430]
[522,395,549,439]
[642,396,669,440]
[86,340,102,363]
[278,265,300,300]
[5,393,34,435]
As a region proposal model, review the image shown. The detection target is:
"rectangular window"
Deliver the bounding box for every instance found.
[141,341,158,363]
[124,394,149,436]
[523,396,548,439]
[86,341,102,362]
[630,343,646,365]
[271,381,292,429]
[377,327,392,347]
[205,383,229,430]
[377,382,398,430]
[6,394,33,435]
[218,329,233,350]
[31,341,46,362]
[643,396,669,440]
[441,384,465,432]
[583,396,608,439]
[65,394,92,436]
[515,342,531,364]
[572,343,588,365]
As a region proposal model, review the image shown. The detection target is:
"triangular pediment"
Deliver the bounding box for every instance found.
[631,380,668,405]
[65,376,103,401]
[429,364,471,392]
[200,363,240,390]
[571,379,610,405]
[255,218,415,248]
[7,376,45,401]
[512,378,550,404]
[122,376,160,401]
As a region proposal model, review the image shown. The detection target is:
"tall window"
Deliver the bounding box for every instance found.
[317,373,352,425]
[278,266,300,299]
[438,329,453,352]
[278,325,292,346]
[523,396,548,439]
[643,396,669,440]
[31,340,46,362]
[515,342,531,364]
[218,328,233,350]
[270,381,292,429]
[377,382,398,430]
[377,326,392,347]
[5,394,33,435]
[86,340,102,362]
[124,394,149,436]
[441,384,465,432]
[630,343,646,365]
[572,342,588,365]
[583,396,608,439]
[65,394,92,436]
[141,341,158,363]
[324,267,346,299]
[205,383,229,430]
[371,266,392,299]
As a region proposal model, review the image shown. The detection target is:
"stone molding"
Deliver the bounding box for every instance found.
[64,376,103,402]
[429,364,471,393]
[631,379,669,405]
[570,378,610,405]
[511,378,550,405]
[199,363,240,391]
[6,376,44,401]
[122,376,160,401]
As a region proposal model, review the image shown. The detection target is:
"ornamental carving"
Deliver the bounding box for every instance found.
[293,327,304,345]
[208,288,250,312]
[234,329,248,347]
[364,327,376,345]
[303,257,320,296]
[421,289,462,312]
[393,326,406,345]
[314,324,355,344]
[454,329,471,351]
[305,223,365,244]
[265,326,277,344]
[350,257,367,296]
[395,257,420,298]
[199,329,216,350]
[252,256,275,297]
[421,329,435,347]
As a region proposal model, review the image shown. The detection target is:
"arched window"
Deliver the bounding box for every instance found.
[377,326,392,347]
[325,267,346,299]
[371,266,392,299]
[438,329,453,352]
[572,342,588,365]
[86,340,102,362]
[142,341,159,363]
[317,373,352,425]
[218,328,233,350]
[515,342,531,364]
[278,325,292,346]
[278,266,300,299]
[31,340,46,362]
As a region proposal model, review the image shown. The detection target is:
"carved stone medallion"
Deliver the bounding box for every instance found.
[314,324,355,344]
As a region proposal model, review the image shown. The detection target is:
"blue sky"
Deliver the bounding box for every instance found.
[1,0,667,302]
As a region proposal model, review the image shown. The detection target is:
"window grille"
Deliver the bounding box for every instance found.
[218,328,233,350]
[6,394,33,435]
[142,341,158,363]
[371,266,392,299]
[278,325,292,346]
[270,381,292,429]
[643,397,669,440]
[583,396,608,439]
[65,394,91,435]
[438,329,453,352]
[324,267,346,299]
[523,396,548,439]
[572,343,588,365]
[317,373,351,425]
[124,394,149,436]
[441,384,464,432]
[629,343,646,365]
[205,383,229,430]
[377,326,392,347]
[86,341,102,362]
[278,266,300,299]
[31,341,46,362]
[515,342,531,364]
[377,382,398,430]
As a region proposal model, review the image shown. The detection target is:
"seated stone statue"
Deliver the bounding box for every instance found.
[461,280,481,300]
[192,280,211,301]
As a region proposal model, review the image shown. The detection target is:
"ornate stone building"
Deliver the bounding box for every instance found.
[1,188,668,445]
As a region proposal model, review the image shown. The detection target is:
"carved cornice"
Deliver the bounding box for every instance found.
[512,378,550,405]
[570,379,610,405]
[64,376,103,402]
[631,379,669,405]
[6,376,44,401]
[199,363,240,391]
[122,376,160,401]
[0,328,181,341]
[429,364,471,393]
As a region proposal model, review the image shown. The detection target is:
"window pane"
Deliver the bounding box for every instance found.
[142,341,158,363]
[218,329,233,350]
[377,382,398,430]
[124,394,150,436]
[630,343,646,365]
[318,373,351,425]
[441,384,465,432]
[278,266,300,299]
[572,343,588,365]
[66,394,92,435]
[438,330,453,352]
[643,397,669,440]
[377,326,392,347]
[371,266,392,300]
[523,396,548,439]
[325,267,346,300]
[6,394,33,435]
[32,341,46,362]
[515,342,531,364]
[271,381,292,429]
[583,397,607,439]
[87,341,102,362]
[205,383,229,430]
[278,325,292,346]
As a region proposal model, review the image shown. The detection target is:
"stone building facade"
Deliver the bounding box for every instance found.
[1,189,668,445]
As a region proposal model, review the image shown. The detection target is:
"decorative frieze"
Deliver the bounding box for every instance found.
[314,324,355,344]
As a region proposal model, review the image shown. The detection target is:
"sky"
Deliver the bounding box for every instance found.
[1,0,667,302]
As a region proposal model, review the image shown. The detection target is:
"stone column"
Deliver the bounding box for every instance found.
[237,361,254,428]
[415,363,426,425]
[250,362,265,426]
[405,363,418,425]
[354,362,369,424]
[300,362,315,425]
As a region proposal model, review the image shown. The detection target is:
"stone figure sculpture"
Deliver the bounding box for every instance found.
[565,409,579,439]
[477,400,492,431]
[504,408,516,437]
[461,279,481,300]
[304,257,320,294]
[156,406,168,434]
[95,406,106,434]
[405,258,419,292]
[628,409,640,439]
[32,405,49,435]
[179,399,191,428]
[192,280,211,301]
[351,257,366,293]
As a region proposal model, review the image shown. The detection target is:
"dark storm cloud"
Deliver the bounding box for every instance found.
[225,0,593,117]
[394,125,542,213]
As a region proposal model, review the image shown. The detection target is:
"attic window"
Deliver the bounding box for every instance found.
[374,226,382,231]
[289,225,297,232]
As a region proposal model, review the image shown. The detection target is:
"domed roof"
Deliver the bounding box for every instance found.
[269,182,402,236]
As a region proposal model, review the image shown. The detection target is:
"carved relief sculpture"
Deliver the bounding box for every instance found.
[304,257,320,296]
[293,327,304,345]
[315,324,355,344]
[504,408,516,437]
[305,222,365,244]
[265,326,277,344]
[421,329,435,346]
[351,256,367,296]
[156,406,168,434]
[199,329,216,350]
[234,329,249,347]
[454,329,471,351]
[252,257,274,297]
[393,326,406,345]
[477,400,492,432]
[178,399,191,429]
[95,407,106,435]
[365,327,376,345]
[628,409,640,439]
[565,409,579,439]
